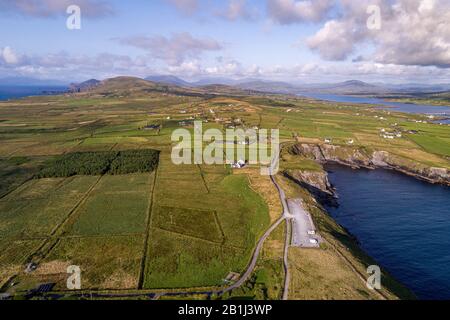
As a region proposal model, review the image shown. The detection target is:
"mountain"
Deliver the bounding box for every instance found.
[88,77,164,93]
[235,80,298,94]
[77,76,191,95]
[234,79,392,95]
[308,80,392,95]
[71,75,448,98]
[69,79,101,92]
[385,83,450,93]
[145,75,191,87]
[0,77,68,86]
[191,77,240,86]
[67,76,259,98]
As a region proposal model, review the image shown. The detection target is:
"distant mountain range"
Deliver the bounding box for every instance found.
[3,75,450,97]
[304,80,391,95]
[143,75,450,95]
[144,75,192,87]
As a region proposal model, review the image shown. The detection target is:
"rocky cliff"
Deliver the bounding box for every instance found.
[283,169,338,206]
[290,143,450,186]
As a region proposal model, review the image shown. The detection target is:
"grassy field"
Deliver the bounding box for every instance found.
[0,80,448,299]
[143,153,270,289]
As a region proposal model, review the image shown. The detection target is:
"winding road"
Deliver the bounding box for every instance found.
[220,151,292,297]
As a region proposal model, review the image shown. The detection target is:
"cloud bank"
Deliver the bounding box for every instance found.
[117,33,223,65]
[267,0,335,24]
[307,0,450,68]
[0,0,113,18]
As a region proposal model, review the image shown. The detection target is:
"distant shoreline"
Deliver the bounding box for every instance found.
[0,85,68,101]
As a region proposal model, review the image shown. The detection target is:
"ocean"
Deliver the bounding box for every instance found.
[300,93,450,116]
[0,86,67,101]
[324,164,450,299]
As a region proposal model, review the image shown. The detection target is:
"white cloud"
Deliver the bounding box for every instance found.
[0,0,113,18]
[117,33,223,66]
[165,0,199,15]
[307,0,450,68]
[267,0,334,24]
[168,60,202,77]
[3,47,450,83]
[205,58,242,75]
[2,46,21,64]
[0,47,156,81]
[218,0,257,21]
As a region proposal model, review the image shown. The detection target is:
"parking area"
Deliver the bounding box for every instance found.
[288,199,321,248]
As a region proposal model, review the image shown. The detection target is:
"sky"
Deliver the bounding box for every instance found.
[1,0,450,84]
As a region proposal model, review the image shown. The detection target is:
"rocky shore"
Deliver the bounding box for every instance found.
[289,143,450,187]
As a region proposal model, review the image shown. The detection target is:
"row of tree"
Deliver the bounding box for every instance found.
[36,149,159,178]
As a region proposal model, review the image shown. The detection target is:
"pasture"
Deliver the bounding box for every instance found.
[0,86,448,298]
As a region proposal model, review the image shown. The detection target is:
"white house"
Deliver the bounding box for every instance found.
[232,159,246,169]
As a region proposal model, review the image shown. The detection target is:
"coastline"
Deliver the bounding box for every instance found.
[290,143,450,187]
[283,150,450,299]
[277,171,416,300]
[0,86,68,102]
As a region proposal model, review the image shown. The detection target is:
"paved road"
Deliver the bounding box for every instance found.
[268,152,292,300]
[220,216,285,295]
[282,220,291,300]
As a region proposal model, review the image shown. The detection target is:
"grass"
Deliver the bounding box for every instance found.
[0,178,93,239]
[223,221,286,300]
[289,247,378,300]
[143,228,244,289]
[152,206,223,243]
[67,173,153,236]
[0,239,43,287]
[0,84,447,299]
[38,236,144,290]
[143,159,270,289]
[408,134,450,157]
[0,156,43,198]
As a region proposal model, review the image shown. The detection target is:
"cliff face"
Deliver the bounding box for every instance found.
[290,144,371,167]
[371,151,450,185]
[285,169,333,195]
[283,169,338,206]
[290,144,450,186]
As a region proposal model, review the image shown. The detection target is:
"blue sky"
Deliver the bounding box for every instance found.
[1,0,450,84]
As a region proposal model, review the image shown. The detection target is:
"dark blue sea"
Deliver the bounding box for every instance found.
[0,86,67,101]
[324,164,450,300]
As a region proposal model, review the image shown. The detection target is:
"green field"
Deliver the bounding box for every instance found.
[0,78,448,298]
